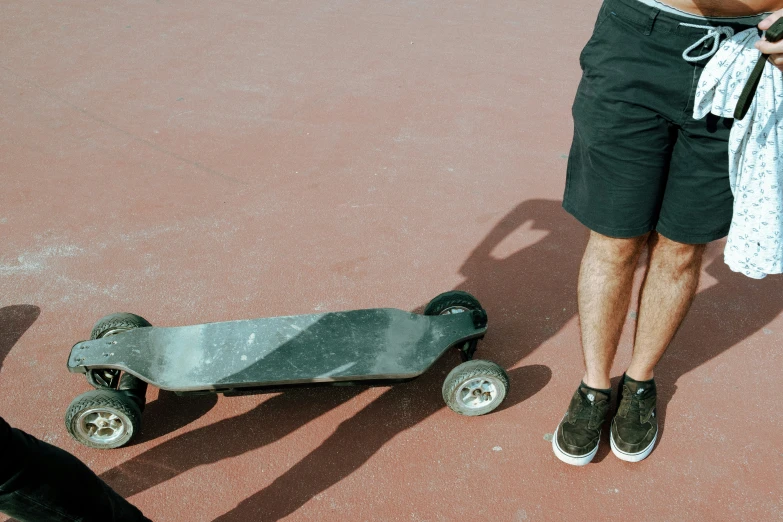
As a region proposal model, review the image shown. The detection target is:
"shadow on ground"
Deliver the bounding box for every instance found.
[97,199,782,520]
[102,199,574,518]
[138,391,219,443]
[0,305,41,373]
[653,256,783,447]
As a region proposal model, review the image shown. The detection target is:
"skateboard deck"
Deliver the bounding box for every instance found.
[67,309,487,392]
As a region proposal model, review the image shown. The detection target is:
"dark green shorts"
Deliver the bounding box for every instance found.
[563,0,763,244]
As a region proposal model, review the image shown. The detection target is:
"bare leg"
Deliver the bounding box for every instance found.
[578,231,648,390]
[626,232,705,381]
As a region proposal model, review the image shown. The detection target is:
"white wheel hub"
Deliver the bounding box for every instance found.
[456,377,500,410]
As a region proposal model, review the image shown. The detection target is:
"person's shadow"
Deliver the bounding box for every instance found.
[0,305,41,375]
[98,200,571,517]
[208,199,586,521]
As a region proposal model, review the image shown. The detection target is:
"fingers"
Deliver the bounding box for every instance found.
[756,34,783,73]
[756,9,783,73]
[756,38,783,54]
[758,9,783,31]
[769,54,783,73]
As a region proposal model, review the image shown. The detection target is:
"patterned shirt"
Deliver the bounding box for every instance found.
[694,28,783,278]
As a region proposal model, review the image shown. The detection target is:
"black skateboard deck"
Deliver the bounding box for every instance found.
[67,309,487,392]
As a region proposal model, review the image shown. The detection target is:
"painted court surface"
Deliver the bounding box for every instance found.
[1,1,782,520]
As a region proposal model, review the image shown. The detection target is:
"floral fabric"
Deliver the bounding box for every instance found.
[694,28,783,278]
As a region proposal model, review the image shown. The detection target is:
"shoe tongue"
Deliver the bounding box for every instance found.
[579,386,609,404]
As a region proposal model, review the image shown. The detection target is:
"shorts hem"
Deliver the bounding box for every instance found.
[562,201,654,238]
[654,224,730,245]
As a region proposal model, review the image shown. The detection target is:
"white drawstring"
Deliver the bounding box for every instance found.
[680,24,735,62]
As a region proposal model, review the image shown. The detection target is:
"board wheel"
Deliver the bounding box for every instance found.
[86,313,151,389]
[424,291,483,316]
[65,389,142,449]
[442,360,509,416]
[90,312,151,340]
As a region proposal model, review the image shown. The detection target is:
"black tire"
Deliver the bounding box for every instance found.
[87,313,151,390]
[442,360,509,416]
[117,372,148,412]
[65,390,142,449]
[90,312,151,340]
[424,291,483,316]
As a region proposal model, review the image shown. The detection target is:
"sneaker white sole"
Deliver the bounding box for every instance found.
[609,426,657,462]
[552,424,599,466]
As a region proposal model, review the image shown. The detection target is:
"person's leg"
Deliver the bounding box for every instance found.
[579,231,649,390]
[0,418,151,522]
[627,232,706,380]
[555,0,743,466]
[609,233,706,462]
[552,231,648,466]
[553,0,680,465]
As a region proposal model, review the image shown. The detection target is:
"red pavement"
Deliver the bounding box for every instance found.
[2,1,782,520]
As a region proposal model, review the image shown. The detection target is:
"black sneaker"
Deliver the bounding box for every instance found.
[610,374,658,462]
[552,383,611,466]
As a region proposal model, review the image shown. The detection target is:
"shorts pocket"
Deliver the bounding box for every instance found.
[579,3,614,71]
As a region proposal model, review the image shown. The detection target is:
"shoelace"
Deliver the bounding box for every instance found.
[680,23,735,62]
[571,393,604,422]
[619,385,656,419]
